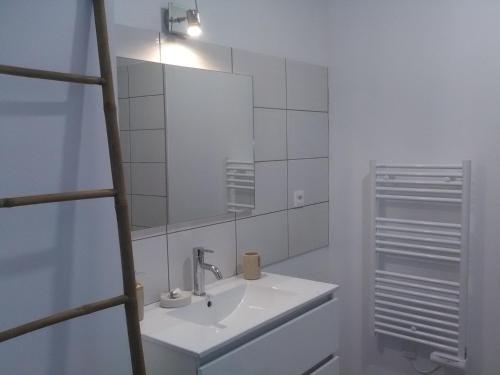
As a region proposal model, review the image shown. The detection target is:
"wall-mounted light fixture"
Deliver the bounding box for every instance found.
[163,1,202,38]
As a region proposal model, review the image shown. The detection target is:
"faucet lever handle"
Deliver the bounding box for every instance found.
[193,247,215,256]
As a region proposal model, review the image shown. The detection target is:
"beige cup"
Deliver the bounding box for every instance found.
[243,250,262,280]
[136,282,144,321]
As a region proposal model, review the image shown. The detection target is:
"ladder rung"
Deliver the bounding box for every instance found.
[0,189,116,208]
[0,64,105,85]
[0,295,128,342]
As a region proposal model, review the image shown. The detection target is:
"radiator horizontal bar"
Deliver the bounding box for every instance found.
[375,314,459,336]
[376,171,462,178]
[375,292,459,312]
[376,233,461,246]
[375,300,460,320]
[375,322,459,345]
[376,164,462,169]
[375,277,460,296]
[376,248,461,262]
[375,307,459,329]
[375,218,461,229]
[226,185,255,190]
[375,329,459,354]
[376,225,461,238]
[0,64,105,85]
[375,285,460,304]
[226,172,255,177]
[375,270,460,287]
[0,295,127,342]
[376,194,462,203]
[226,165,254,171]
[376,179,463,186]
[376,187,462,195]
[0,189,116,208]
[376,240,460,254]
[226,178,255,184]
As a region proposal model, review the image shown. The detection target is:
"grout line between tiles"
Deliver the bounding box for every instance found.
[130,193,167,198]
[288,156,329,161]
[285,59,290,258]
[254,106,328,114]
[128,93,165,99]
[234,216,238,275]
[161,60,172,289]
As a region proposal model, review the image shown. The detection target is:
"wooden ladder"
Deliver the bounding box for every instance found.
[0,1,146,374]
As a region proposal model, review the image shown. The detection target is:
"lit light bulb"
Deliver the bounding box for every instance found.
[187,24,202,37]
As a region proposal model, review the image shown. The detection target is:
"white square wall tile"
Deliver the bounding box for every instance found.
[120,131,130,162]
[132,235,169,305]
[288,158,329,208]
[252,161,287,215]
[287,111,329,159]
[118,99,130,130]
[131,163,166,196]
[288,202,329,257]
[130,130,165,162]
[161,35,232,73]
[236,211,288,271]
[117,65,128,99]
[254,109,286,162]
[114,25,160,63]
[130,95,165,130]
[286,60,328,112]
[131,195,167,228]
[233,49,286,108]
[168,221,236,291]
[128,61,164,97]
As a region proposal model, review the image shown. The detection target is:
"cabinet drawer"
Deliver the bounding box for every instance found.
[199,298,338,375]
[311,356,339,375]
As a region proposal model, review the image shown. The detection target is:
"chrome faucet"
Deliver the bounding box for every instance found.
[192,247,223,296]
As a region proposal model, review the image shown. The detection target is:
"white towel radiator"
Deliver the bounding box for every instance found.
[370,161,471,369]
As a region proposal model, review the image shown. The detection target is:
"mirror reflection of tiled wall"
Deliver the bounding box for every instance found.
[117,60,167,231]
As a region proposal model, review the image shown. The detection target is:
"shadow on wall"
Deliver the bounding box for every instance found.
[1,1,92,374]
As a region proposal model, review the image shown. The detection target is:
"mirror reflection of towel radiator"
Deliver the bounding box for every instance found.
[370,161,470,369]
[226,159,255,213]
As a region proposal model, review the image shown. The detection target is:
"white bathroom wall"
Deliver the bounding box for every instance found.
[114,0,330,66]
[0,1,134,374]
[329,0,500,374]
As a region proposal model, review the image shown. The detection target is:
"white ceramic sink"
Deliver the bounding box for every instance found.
[140,273,337,358]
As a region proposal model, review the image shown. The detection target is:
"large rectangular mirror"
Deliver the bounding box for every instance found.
[117,57,254,233]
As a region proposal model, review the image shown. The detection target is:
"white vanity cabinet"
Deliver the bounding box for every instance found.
[198,299,338,375]
[311,356,340,375]
[140,274,339,375]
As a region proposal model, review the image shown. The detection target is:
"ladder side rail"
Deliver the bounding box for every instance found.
[92,1,146,373]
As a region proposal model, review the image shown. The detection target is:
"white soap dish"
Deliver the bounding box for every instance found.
[160,289,192,308]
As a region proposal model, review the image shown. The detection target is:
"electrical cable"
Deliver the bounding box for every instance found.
[408,358,442,374]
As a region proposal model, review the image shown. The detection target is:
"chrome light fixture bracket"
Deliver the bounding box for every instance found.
[162,1,202,38]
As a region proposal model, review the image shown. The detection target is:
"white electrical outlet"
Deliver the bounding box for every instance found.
[293,190,305,207]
